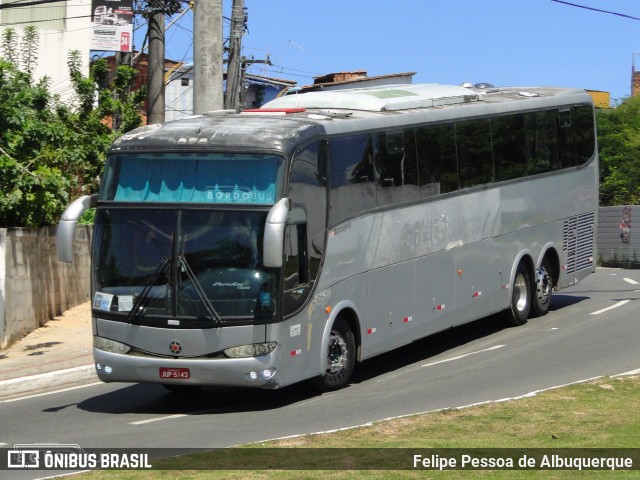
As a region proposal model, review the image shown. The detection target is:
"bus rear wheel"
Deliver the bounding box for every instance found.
[502,262,531,326]
[314,317,355,391]
[531,260,554,317]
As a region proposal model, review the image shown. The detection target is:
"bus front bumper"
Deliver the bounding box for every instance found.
[93,348,281,389]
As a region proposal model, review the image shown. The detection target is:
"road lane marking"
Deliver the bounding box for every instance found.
[623,278,639,285]
[0,382,104,403]
[590,300,631,315]
[130,414,188,425]
[421,345,506,367]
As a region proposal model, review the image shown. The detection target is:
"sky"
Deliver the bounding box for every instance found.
[155,0,640,103]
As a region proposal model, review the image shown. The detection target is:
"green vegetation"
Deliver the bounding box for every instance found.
[597,97,640,206]
[80,375,640,479]
[0,27,145,228]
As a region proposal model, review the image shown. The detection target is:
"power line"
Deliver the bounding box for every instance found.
[0,14,91,26]
[550,0,640,21]
[0,0,69,10]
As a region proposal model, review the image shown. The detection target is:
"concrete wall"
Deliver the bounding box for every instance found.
[0,227,92,349]
[597,206,640,268]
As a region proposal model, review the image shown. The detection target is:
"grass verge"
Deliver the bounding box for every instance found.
[81,375,640,479]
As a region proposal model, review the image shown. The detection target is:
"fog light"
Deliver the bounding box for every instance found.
[104,365,113,374]
[247,371,258,381]
[259,368,275,380]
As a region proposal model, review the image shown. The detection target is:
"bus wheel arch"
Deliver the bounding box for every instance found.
[531,248,559,318]
[502,255,534,326]
[314,307,359,391]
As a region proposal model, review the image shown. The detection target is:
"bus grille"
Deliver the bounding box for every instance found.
[563,212,595,274]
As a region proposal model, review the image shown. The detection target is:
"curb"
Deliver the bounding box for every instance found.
[0,365,97,400]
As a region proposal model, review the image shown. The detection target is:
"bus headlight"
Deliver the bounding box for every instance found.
[224,342,277,358]
[94,336,132,354]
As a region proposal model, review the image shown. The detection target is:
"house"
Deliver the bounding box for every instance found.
[0,0,92,101]
[164,63,296,121]
[289,71,416,94]
[104,54,296,122]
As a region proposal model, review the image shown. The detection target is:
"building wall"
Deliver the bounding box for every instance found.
[0,0,92,102]
[0,227,92,349]
[597,206,640,268]
[586,90,610,109]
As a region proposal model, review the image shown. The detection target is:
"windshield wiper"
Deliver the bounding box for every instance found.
[178,256,223,326]
[128,257,171,323]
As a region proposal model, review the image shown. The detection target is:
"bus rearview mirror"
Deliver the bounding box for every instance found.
[263,197,290,268]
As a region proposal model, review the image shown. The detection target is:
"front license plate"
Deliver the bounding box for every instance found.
[159,367,190,379]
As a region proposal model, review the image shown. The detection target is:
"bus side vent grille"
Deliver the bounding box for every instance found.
[563,212,595,274]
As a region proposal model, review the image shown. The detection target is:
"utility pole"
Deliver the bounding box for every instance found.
[193,0,223,114]
[147,0,165,124]
[224,0,245,110]
[239,57,271,108]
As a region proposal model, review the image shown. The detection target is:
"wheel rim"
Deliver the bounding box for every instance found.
[326,331,348,375]
[536,267,552,309]
[513,272,528,313]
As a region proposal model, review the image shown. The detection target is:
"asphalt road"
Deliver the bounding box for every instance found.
[1,267,639,479]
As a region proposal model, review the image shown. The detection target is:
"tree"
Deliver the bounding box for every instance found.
[597,96,640,206]
[0,29,145,228]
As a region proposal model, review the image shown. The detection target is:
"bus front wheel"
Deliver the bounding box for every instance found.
[315,317,356,391]
[502,262,531,326]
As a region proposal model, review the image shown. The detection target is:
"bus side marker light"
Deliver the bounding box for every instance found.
[472,291,482,298]
[403,316,412,323]
[434,304,446,311]
[367,328,377,335]
[325,306,332,314]
[458,269,464,276]
[291,349,302,356]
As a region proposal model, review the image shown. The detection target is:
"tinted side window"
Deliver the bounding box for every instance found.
[557,108,577,168]
[525,110,560,174]
[373,130,419,206]
[285,142,328,316]
[329,135,375,225]
[493,113,528,181]
[416,123,458,196]
[572,105,596,165]
[456,118,493,188]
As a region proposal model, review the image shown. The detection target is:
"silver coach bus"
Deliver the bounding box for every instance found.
[57,83,598,391]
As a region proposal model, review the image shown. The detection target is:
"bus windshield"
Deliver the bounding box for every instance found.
[92,209,278,324]
[100,153,283,205]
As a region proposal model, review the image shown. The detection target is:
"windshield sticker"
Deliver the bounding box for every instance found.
[117,295,134,312]
[93,292,114,311]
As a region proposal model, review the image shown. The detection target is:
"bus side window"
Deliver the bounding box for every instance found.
[416,123,458,196]
[572,105,596,164]
[557,108,577,168]
[284,223,308,290]
[285,141,327,316]
[373,130,419,206]
[525,110,560,174]
[456,118,493,188]
[493,113,528,181]
[329,134,375,224]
